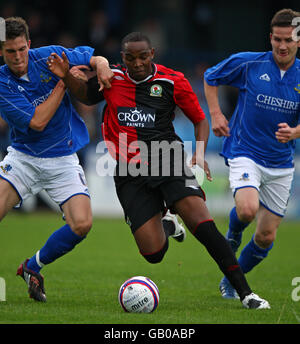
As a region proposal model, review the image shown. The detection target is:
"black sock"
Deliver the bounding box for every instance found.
[162,219,175,237]
[142,240,169,264]
[192,220,252,300]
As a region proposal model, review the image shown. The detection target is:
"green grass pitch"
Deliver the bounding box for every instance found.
[0,211,299,324]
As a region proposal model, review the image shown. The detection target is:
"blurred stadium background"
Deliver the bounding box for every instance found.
[1,0,300,219]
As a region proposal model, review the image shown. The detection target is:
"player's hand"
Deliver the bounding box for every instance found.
[190,155,213,182]
[55,79,67,91]
[47,52,69,79]
[275,122,296,143]
[211,112,230,137]
[97,64,114,91]
[90,56,114,91]
[69,65,90,82]
[203,160,213,181]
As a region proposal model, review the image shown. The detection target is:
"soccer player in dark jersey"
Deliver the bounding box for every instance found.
[47,32,270,309]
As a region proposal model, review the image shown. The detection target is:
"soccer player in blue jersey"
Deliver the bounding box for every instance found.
[0,17,113,302]
[204,8,300,298]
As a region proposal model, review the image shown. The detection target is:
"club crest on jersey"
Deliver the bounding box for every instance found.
[40,72,52,83]
[0,164,12,174]
[239,172,249,181]
[295,84,300,94]
[150,84,162,97]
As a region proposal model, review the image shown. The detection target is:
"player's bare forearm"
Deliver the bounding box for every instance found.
[90,56,114,90]
[90,56,109,70]
[29,80,66,131]
[293,124,300,139]
[62,71,91,105]
[194,117,209,152]
[191,118,213,181]
[204,81,222,116]
[204,81,230,137]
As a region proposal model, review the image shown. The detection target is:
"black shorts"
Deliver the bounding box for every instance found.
[114,167,206,234]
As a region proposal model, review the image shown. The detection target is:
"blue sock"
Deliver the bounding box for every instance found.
[229,207,249,233]
[27,224,85,273]
[238,235,273,273]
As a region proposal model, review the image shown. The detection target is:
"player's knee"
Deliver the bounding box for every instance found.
[141,240,168,264]
[71,218,92,237]
[237,205,257,223]
[254,232,275,249]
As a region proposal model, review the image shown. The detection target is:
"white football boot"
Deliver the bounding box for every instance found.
[242,293,271,309]
[162,210,186,242]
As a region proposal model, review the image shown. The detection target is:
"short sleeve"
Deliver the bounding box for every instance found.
[204,52,252,89]
[173,75,206,124]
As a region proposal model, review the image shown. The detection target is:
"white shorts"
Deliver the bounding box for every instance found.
[0,147,90,208]
[228,157,294,217]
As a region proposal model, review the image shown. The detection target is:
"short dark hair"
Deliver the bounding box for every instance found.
[121,32,152,51]
[0,17,30,48]
[270,8,300,32]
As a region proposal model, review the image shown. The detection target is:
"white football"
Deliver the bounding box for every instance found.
[118,276,160,313]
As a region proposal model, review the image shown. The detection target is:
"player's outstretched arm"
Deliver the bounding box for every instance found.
[204,80,230,137]
[190,118,213,182]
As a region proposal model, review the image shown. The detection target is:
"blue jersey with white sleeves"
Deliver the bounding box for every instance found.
[204,51,300,168]
[0,45,94,157]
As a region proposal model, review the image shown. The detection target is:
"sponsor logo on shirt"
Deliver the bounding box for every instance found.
[259,73,271,82]
[256,93,300,113]
[117,107,156,128]
[31,90,53,107]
